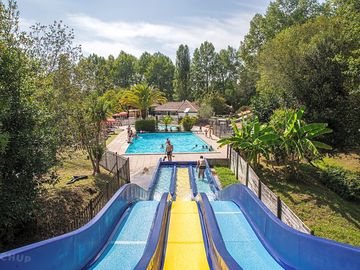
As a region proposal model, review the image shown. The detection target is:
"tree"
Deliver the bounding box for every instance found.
[218,117,278,166]
[112,51,137,88]
[120,83,167,119]
[191,41,219,99]
[136,51,152,82]
[0,32,57,247]
[174,44,191,101]
[256,17,356,147]
[273,108,332,175]
[145,52,175,100]
[181,116,197,131]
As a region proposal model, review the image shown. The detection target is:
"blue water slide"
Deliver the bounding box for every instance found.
[0,184,168,270]
[197,194,242,270]
[216,184,360,270]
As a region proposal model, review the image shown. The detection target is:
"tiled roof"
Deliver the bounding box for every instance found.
[154,100,199,113]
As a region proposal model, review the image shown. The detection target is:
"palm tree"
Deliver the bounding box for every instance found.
[120,83,167,119]
[162,115,173,132]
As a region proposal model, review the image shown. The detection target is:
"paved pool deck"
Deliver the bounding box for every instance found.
[107,126,227,189]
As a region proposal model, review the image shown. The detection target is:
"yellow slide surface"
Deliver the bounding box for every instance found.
[163,168,209,270]
[175,168,192,201]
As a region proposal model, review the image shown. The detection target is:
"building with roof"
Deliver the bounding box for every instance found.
[154,100,199,118]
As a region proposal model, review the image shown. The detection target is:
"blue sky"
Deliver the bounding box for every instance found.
[19,0,271,60]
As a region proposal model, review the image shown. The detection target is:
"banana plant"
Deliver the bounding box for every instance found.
[218,117,278,166]
[279,107,333,172]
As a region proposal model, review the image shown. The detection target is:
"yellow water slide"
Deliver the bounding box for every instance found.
[163,168,209,270]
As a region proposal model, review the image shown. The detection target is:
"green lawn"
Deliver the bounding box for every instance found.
[214,166,239,188]
[214,162,360,247]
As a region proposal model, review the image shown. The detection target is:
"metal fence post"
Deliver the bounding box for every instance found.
[229,146,232,169]
[277,196,282,220]
[116,156,119,182]
[105,151,108,169]
[258,179,262,200]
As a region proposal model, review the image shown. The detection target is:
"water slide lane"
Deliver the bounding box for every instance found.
[163,168,209,270]
[89,201,158,270]
[210,201,283,270]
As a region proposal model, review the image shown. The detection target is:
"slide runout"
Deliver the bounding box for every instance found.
[150,165,174,200]
[210,201,283,270]
[163,201,209,270]
[89,201,159,270]
[175,167,192,201]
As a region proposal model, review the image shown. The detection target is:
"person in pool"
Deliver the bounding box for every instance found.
[166,141,173,161]
[196,155,206,179]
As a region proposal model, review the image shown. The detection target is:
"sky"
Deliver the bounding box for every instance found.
[18,0,271,60]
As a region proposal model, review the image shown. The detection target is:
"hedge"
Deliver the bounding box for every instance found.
[135,119,156,132]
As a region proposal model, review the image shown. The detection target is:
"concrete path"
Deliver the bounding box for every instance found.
[107,126,228,189]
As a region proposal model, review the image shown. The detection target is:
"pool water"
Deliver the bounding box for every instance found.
[126,133,213,154]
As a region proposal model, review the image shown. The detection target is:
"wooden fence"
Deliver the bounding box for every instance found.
[228,146,312,234]
[66,151,130,232]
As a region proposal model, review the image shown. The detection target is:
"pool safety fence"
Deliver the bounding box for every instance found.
[227,146,312,234]
[66,151,130,232]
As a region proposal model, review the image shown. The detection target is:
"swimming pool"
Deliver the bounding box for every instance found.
[126,132,213,154]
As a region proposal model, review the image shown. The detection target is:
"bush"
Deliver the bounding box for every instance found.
[181,116,197,131]
[135,119,156,132]
[319,165,360,201]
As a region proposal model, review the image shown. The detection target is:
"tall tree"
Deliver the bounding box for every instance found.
[112,51,137,88]
[0,0,57,245]
[174,44,191,101]
[145,52,175,100]
[136,51,152,82]
[191,41,219,99]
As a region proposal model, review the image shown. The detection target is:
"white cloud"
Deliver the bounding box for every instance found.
[67,13,253,60]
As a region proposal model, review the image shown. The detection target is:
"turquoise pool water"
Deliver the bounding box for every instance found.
[126,132,212,154]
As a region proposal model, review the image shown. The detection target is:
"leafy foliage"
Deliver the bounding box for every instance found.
[161,115,173,131]
[120,83,167,119]
[319,165,360,201]
[181,115,197,131]
[135,119,156,132]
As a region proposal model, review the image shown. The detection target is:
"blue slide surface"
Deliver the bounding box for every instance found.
[211,201,283,269]
[89,201,158,269]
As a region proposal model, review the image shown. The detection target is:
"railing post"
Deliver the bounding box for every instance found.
[116,155,119,182]
[89,199,94,219]
[227,144,229,159]
[229,146,232,169]
[277,196,282,220]
[246,163,249,187]
[126,158,130,183]
[258,179,262,200]
[236,153,239,180]
[106,182,110,200]
[105,151,108,170]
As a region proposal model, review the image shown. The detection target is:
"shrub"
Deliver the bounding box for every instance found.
[135,119,156,132]
[319,165,360,201]
[181,116,197,131]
